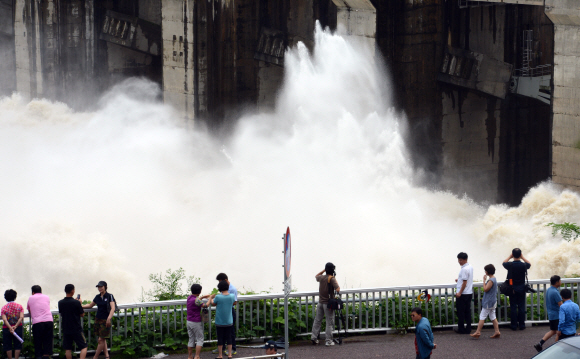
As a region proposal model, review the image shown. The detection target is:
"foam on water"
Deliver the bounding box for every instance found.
[1,25,579,305]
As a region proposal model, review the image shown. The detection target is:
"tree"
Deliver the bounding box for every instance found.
[546,222,580,242]
[144,267,200,301]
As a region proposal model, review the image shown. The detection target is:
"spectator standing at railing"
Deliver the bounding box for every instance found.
[470,264,501,339]
[311,262,340,347]
[411,307,437,359]
[58,284,87,359]
[503,248,531,330]
[82,281,116,359]
[534,275,562,352]
[557,288,580,341]
[186,284,210,359]
[215,273,238,356]
[207,281,235,359]
[2,289,24,359]
[454,252,473,334]
[27,285,53,359]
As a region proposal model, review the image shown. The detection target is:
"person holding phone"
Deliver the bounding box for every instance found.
[82,281,115,359]
[58,284,87,359]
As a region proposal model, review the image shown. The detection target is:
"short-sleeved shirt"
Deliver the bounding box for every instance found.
[546,286,563,320]
[502,260,531,292]
[27,293,53,324]
[559,300,580,335]
[93,293,114,320]
[187,295,203,322]
[58,297,85,334]
[213,294,235,326]
[316,275,339,304]
[456,263,473,295]
[229,284,238,303]
[1,302,24,328]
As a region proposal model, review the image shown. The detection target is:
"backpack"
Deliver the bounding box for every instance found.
[106,293,120,314]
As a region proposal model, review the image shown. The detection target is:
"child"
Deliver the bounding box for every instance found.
[186,284,210,359]
[470,264,501,339]
[208,281,236,359]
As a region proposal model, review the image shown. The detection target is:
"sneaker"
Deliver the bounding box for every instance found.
[325,341,335,347]
[534,343,543,353]
[311,339,319,345]
[211,349,218,354]
[231,351,237,355]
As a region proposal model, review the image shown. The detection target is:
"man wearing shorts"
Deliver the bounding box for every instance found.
[58,284,88,359]
[535,275,562,352]
[208,281,235,359]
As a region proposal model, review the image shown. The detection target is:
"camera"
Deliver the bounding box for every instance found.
[525,284,537,293]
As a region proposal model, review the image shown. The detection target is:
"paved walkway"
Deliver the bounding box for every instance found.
[162,325,551,359]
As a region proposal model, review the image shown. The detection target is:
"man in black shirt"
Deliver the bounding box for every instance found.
[58,284,87,359]
[503,248,531,331]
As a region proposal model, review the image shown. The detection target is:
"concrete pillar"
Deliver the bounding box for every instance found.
[332,0,376,54]
[161,0,195,122]
[14,0,44,99]
[545,1,580,191]
[0,0,16,96]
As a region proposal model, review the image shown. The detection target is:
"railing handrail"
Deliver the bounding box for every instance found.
[19,277,577,317]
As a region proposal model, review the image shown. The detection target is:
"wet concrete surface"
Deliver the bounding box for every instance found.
[158,325,553,359]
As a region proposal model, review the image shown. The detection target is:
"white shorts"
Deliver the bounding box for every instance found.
[479,307,497,321]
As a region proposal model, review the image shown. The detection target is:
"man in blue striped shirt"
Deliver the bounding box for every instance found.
[557,288,580,341]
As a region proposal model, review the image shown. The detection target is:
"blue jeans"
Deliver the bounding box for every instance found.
[510,291,527,329]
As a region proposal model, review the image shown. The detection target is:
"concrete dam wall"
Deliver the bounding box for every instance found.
[1,0,579,205]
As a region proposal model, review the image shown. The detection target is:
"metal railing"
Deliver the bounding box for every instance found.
[13,278,580,350]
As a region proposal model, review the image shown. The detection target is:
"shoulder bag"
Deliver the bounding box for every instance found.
[499,265,513,296]
[327,276,343,310]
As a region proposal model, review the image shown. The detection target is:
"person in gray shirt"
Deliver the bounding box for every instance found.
[470,264,501,339]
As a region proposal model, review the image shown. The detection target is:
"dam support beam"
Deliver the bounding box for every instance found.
[545,2,580,192]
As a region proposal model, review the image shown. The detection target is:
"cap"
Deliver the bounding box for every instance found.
[262,340,277,349]
[96,281,107,287]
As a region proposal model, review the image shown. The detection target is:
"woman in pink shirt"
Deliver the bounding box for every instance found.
[26,285,54,359]
[2,289,24,359]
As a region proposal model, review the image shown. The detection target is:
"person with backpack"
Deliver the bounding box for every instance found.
[310,262,340,347]
[502,248,531,330]
[82,281,116,359]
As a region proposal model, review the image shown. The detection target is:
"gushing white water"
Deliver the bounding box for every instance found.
[1,26,579,305]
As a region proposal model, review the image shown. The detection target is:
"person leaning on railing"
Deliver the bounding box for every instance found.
[2,289,24,359]
[82,281,116,359]
[27,285,54,359]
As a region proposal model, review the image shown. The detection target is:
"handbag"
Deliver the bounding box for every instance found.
[499,266,513,296]
[327,276,343,310]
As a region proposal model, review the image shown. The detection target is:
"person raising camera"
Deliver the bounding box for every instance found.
[310,262,340,347]
[503,248,531,331]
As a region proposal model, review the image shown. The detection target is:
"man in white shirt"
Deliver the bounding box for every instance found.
[455,252,473,334]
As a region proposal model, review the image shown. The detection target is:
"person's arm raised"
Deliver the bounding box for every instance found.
[484,279,494,293]
[503,254,513,263]
[315,269,325,279]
